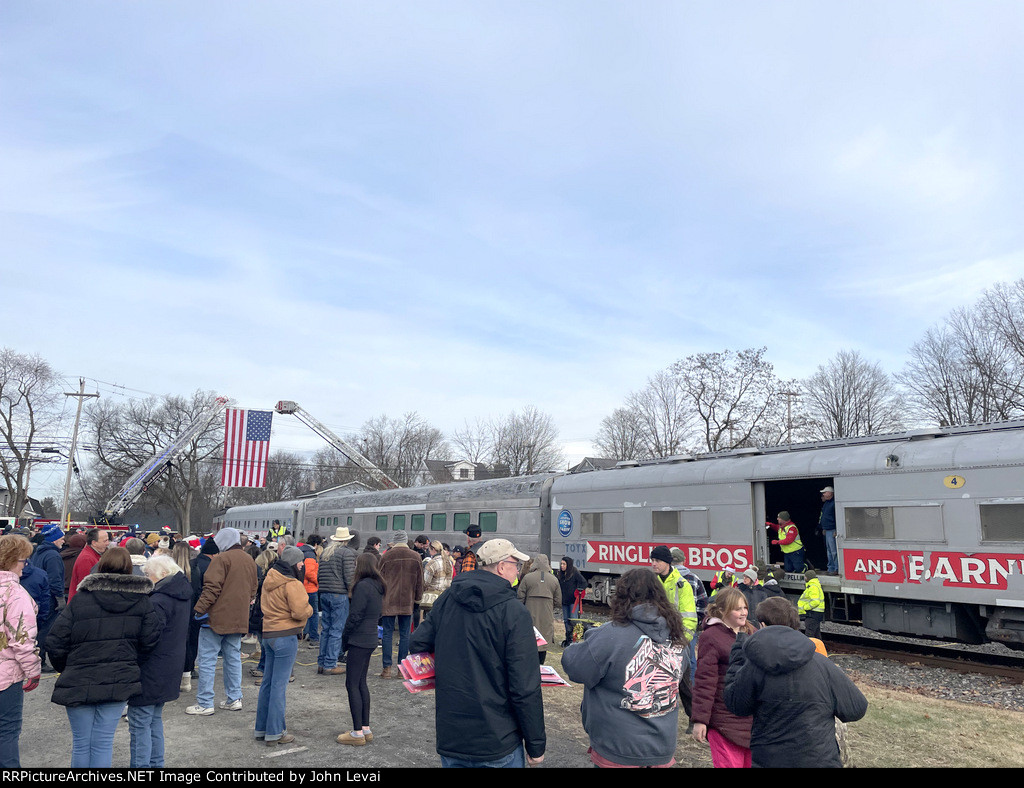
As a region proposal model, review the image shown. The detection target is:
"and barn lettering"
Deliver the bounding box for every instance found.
[845,549,1024,589]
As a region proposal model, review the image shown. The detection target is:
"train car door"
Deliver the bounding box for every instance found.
[751,482,770,567]
[763,477,834,572]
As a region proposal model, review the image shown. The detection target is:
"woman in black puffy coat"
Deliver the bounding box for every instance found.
[336,553,385,747]
[47,547,162,768]
[127,554,192,768]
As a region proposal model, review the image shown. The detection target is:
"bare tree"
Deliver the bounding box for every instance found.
[489,406,564,475]
[0,349,62,519]
[88,389,224,532]
[356,412,450,487]
[898,308,1024,426]
[671,347,786,452]
[593,406,648,461]
[451,418,493,463]
[802,350,905,439]
[626,370,693,458]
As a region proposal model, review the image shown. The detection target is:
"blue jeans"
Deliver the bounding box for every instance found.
[783,548,805,574]
[0,682,24,768]
[127,703,165,767]
[304,593,320,642]
[318,593,350,669]
[257,634,266,672]
[561,604,573,642]
[824,530,838,573]
[380,615,411,669]
[255,635,298,742]
[67,702,125,768]
[196,628,243,709]
[441,743,525,768]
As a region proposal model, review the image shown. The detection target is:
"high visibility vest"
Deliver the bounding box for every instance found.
[798,578,825,614]
[659,568,697,643]
[268,522,286,540]
[776,523,804,554]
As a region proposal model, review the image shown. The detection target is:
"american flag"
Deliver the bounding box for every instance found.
[221,408,273,488]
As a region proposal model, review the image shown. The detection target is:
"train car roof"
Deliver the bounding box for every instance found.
[552,420,1024,492]
[304,472,561,512]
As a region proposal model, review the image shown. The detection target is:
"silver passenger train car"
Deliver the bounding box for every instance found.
[217,420,1024,648]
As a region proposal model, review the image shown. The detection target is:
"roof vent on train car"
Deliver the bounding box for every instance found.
[905,429,943,441]
[615,460,640,469]
[730,447,762,457]
[663,454,695,463]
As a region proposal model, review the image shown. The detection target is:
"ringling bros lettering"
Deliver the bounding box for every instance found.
[584,541,753,572]
[844,549,1024,590]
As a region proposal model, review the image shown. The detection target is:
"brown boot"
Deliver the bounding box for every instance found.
[325,666,346,675]
[379,666,393,679]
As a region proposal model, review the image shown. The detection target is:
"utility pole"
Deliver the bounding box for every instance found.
[780,390,801,445]
[61,380,99,528]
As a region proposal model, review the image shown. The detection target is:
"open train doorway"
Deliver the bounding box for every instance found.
[763,477,833,572]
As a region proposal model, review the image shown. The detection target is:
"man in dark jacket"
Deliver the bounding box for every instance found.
[377,531,423,678]
[29,523,66,671]
[724,623,868,767]
[409,538,545,768]
[188,528,258,716]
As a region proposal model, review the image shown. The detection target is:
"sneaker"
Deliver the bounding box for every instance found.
[219,699,243,711]
[185,705,214,716]
[336,731,366,746]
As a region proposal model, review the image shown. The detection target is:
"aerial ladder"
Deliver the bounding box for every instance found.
[92,396,230,525]
[274,400,400,490]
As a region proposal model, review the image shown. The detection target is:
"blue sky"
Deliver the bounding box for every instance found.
[4,2,1023,491]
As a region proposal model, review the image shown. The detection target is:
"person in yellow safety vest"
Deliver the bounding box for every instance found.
[765,510,805,574]
[798,569,825,639]
[267,519,287,542]
[709,567,736,597]
[650,544,698,730]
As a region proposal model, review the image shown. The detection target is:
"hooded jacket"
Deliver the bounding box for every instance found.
[260,566,312,638]
[0,571,41,692]
[47,572,162,707]
[562,604,686,766]
[29,540,65,610]
[517,556,562,651]
[691,619,754,748]
[409,568,545,762]
[194,545,258,635]
[129,571,192,707]
[342,577,384,652]
[724,625,868,768]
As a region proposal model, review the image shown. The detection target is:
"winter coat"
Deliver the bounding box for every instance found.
[249,565,267,635]
[724,625,868,768]
[423,555,453,596]
[409,568,545,762]
[47,572,162,707]
[691,620,754,748]
[562,604,686,766]
[129,571,191,707]
[378,544,423,617]
[19,562,50,623]
[67,544,103,601]
[300,543,318,594]
[29,540,65,610]
[318,542,357,596]
[0,571,41,692]
[194,546,258,636]
[60,535,86,595]
[260,567,312,638]
[557,567,588,613]
[342,577,384,652]
[517,558,562,651]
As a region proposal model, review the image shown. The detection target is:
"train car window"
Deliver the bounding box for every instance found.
[894,505,944,542]
[454,512,471,532]
[845,507,895,539]
[376,515,388,531]
[411,514,425,531]
[980,503,1024,541]
[582,513,603,534]
[393,514,406,530]
[479,512,498,532]
[431,513,447,531]
[347,517,352,526]
[652,511,679,536]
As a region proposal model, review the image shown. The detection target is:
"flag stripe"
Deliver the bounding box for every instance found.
[221,408,272,488]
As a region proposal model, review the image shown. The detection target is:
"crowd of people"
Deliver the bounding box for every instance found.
[0,509,866,769]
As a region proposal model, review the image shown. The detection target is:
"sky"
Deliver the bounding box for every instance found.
[3,2,1024,497]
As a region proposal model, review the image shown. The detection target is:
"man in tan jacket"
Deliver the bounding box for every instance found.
[187,527,258,716]
[378,531,423,678]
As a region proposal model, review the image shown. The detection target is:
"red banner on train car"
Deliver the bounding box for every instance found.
[584,541,753,572]
[844,549,1024,589]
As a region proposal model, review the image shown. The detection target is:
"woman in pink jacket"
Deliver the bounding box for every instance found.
[0,535,42,767]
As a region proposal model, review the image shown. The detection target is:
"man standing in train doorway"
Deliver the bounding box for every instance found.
[819,486,838,574]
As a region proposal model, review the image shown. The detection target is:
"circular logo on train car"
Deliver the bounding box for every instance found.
[557,510,574,537]
[943,475,966,489]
